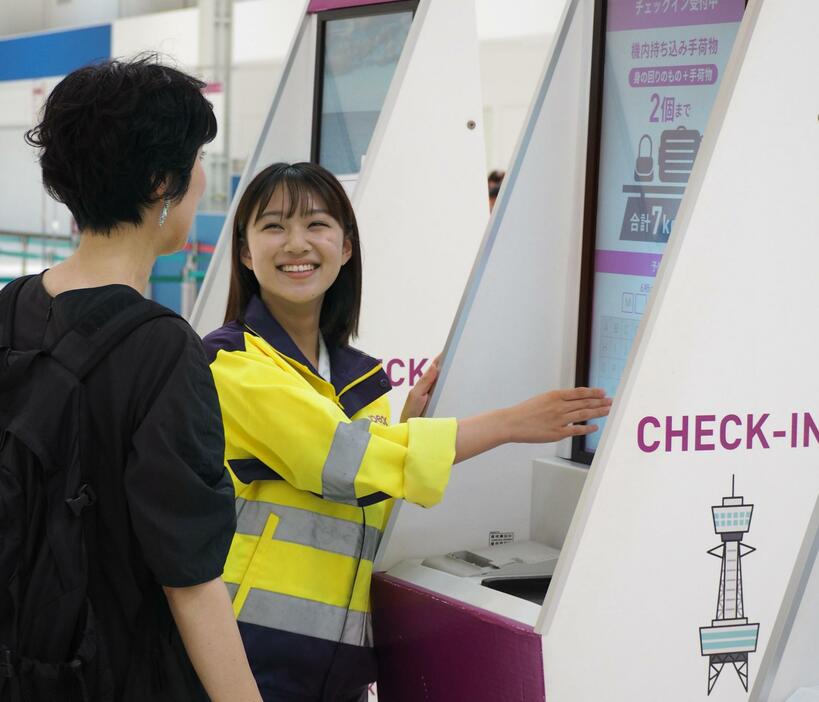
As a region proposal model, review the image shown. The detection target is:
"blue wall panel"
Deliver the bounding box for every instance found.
[0,25,111,81]
[150,213,226,314]
[194,213,226,247]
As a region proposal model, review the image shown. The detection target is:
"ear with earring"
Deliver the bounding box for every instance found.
[158,196,171,227]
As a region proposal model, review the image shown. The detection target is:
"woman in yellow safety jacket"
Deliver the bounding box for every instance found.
[202,162,611,702]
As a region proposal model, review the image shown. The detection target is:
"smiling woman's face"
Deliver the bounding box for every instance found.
[241,185,352,314]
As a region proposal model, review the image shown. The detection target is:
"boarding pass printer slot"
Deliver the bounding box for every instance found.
[421,540,560,604]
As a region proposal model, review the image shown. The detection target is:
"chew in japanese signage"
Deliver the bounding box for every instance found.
[585,0,744,451]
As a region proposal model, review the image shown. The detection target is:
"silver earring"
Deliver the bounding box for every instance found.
[158,196,170,227]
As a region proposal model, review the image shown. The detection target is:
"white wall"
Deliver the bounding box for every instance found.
[119,0,190,18]
[112,7,199,65]
[0,77,70,237]
[229,62,284,168]
[229,0,306,171]
[0,0,191,35]
[476,0,565,41]
[0,4,45,37]
[477,0,562,170]
[232,0,303,65]
[480,36,552,170]
[44,0,119,28]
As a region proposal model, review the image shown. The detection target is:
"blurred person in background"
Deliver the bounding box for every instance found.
[488,169,505,211]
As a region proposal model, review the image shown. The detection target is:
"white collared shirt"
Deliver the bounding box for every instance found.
[317,334,331,382]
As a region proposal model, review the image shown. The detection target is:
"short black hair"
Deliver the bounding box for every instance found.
[25,55,217,234]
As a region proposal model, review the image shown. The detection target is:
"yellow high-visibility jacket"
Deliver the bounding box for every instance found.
[202,295,457,700]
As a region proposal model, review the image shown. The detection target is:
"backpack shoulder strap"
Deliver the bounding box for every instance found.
[49,289,180,380]
[0,275,37,348]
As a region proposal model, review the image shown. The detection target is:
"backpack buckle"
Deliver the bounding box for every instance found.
[0,649,14,678]
[66,483,97,516]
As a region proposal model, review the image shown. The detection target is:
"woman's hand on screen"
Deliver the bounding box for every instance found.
[503,387,612,444]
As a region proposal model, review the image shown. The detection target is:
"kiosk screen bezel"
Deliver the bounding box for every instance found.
[311,1,419,172]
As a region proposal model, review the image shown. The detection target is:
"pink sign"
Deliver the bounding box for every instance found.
[607,0,745,32]
[629,64,719,87]
[308,0,409,12]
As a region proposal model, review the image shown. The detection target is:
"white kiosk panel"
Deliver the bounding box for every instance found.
[540,1,819,700]
[751,498,819,702]
[377,0,596,571]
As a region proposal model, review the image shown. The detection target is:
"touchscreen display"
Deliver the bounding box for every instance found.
[585,0,745,452]
[318,9,413,176]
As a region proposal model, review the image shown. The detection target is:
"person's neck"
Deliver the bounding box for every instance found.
[43,224,161,297]
[260,291,322,369]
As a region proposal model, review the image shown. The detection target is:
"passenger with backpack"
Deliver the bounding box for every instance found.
[0,58,262,702]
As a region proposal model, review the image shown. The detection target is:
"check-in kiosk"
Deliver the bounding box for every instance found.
[373,0,819,700]
[192,0,488,417]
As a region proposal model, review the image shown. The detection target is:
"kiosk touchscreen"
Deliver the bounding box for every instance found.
[574,0,746,459]
[312,2,416,186]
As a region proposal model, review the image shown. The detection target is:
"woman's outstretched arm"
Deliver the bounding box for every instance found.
[454,388,611,463]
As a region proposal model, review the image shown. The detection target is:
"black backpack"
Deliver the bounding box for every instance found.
[0,275,177,702]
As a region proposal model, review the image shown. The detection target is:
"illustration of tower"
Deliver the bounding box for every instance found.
[699,476,760,694]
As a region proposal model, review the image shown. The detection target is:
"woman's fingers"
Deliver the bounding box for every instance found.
[564,406,610,424]
[563,423,599,436]
[562,397,612,412]
[559,387,606,401]
[400,357,442,422]
[415,361,439,393]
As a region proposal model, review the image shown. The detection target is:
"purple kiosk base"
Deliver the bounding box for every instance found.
[371,574,546,702]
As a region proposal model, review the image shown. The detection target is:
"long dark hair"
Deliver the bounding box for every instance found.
[224,162,363,347]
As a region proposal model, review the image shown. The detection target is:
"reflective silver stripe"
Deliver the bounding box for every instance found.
[238,588,372,647]
[224,581,239,602]
[360,519,381,564]
[321,419,371,505]
[235,498,381,561]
